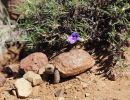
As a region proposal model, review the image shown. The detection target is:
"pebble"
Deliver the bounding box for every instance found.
[58,97,65,100]
[55,89,64,97]
[23,71,43,86]
[11,89,17,96]
[85,93,90,97]
[14,78,32,98]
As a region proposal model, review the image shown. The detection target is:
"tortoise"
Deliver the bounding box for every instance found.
[45,49,95,83]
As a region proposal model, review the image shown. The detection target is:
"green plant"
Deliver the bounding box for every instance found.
[15,0,43,18]
[18,0,129,59]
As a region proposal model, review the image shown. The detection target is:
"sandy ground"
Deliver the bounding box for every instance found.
[0,68,130,100]
[0,45,130,100]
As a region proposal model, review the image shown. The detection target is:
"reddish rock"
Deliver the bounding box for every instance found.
[20,52,48,74]
[52,49,95,77]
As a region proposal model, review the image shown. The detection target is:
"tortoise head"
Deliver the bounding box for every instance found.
[45,64,55,74]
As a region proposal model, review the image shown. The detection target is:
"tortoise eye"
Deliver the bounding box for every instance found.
[47,67,52,70]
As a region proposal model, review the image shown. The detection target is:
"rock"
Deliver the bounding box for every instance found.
[85,93,90,97]
[58,97,65,100]
[55,89,64,97]
[11,89,17,96]
[14,78,32,98]
[0,73,6,87]
[23,71,43,86]
[20,52,48,74]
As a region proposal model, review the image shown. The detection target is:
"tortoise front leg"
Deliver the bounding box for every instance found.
[54,69,60,84]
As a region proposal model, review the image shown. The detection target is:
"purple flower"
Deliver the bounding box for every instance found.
[67,32,80,44]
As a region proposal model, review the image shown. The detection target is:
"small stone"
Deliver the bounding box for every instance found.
[55,89,64,97]
[20,52,48,74]
[11,89,17,96]
[14,78,32,98]
[58,97,65,100]
[85,93,90,97]
[23,71,43,86]
[0,73,6,87]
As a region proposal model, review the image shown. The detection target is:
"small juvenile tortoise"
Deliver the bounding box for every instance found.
[45,49,95,83]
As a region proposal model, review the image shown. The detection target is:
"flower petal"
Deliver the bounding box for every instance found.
[67,32,80,44]
[67,36,77,44]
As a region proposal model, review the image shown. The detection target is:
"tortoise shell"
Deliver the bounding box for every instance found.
[52,49,95,77]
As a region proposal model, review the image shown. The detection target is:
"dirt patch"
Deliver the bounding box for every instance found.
[0,71,130,100]
[0,46,130,100]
